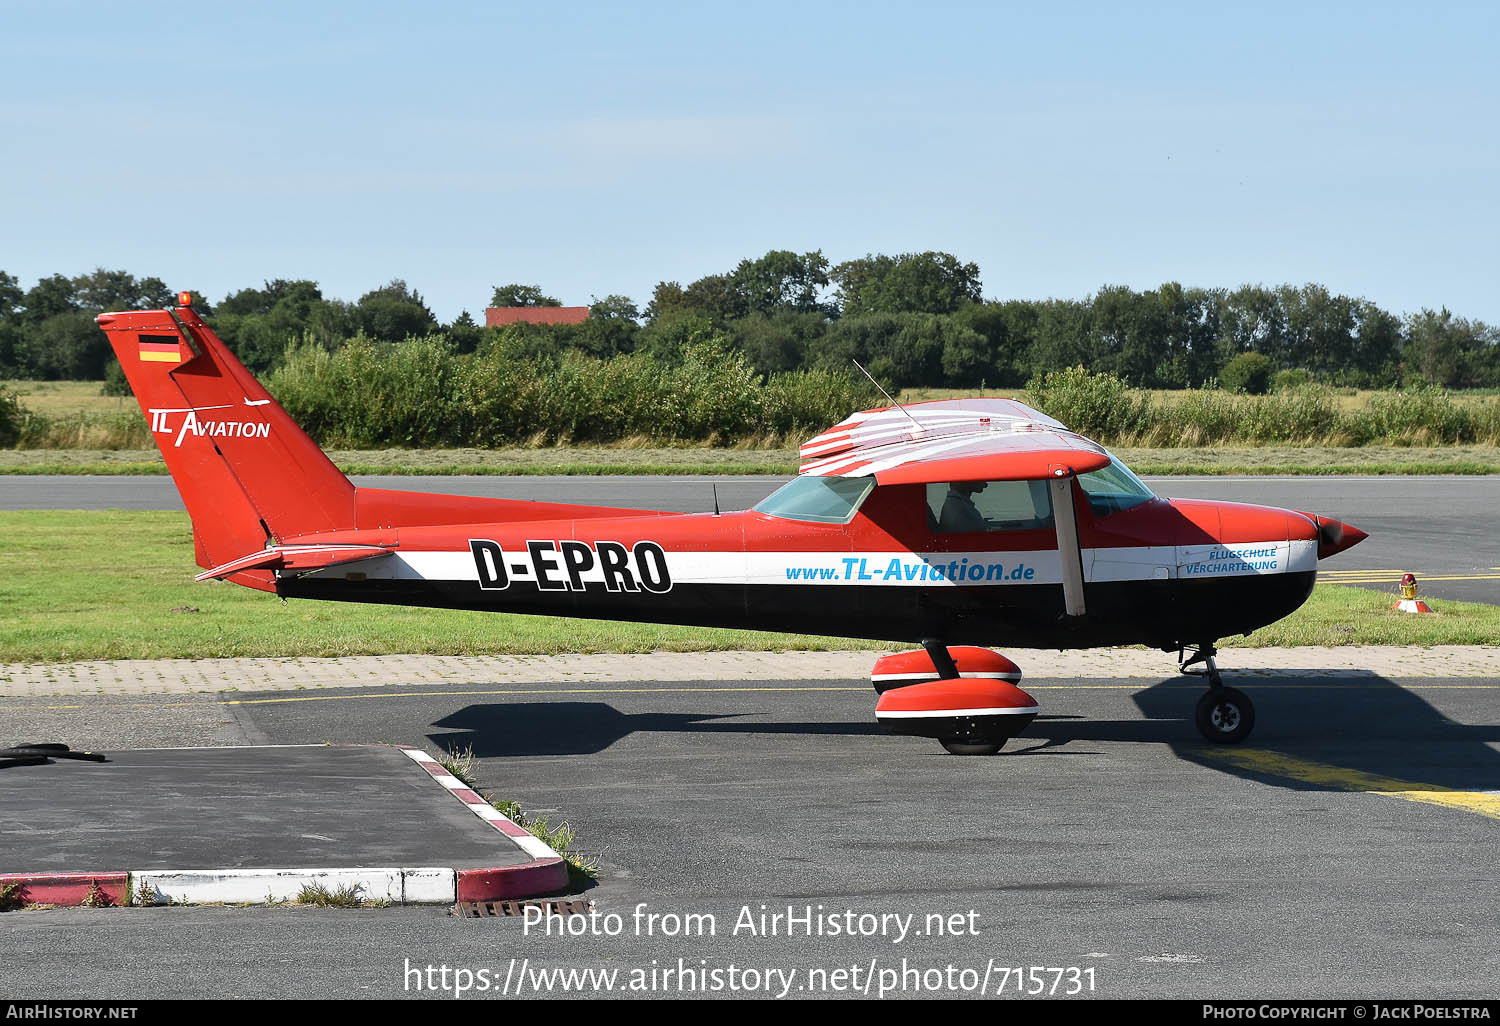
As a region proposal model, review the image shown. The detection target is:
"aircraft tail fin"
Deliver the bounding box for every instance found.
[96,301,356,587]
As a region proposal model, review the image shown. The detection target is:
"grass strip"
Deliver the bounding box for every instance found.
[1,510,1496,662]
[3,444,1500,477]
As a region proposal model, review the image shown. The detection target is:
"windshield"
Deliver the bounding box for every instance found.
[754,475,875,523]
[1077,453,1156,516]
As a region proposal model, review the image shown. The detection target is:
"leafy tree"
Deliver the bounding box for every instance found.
[678,273,748,323]
[23,274,79,323]
[1404,308,1498,388]
[71,268,174,312]
[0,272,24,375]
[730,310,828,375]
[808,313,958,387]
[731,249,830,315]
[831,251,981,317]
[1219,351,1273,394]
[30,310,111,378]
[1278,284,1357,378]
[635,310,720,363]
[0,271,23,319]
[576,294,641,357]
[1216,285,1289,369]
[448,310,483,354]
[354,279,438,342]
[648,250,829,325]
[954,300,1039,388]
[1027,299,1095,380]
[644,281,687,323]
[211,280,352,373]
[589,294,639,323]
[491,284,562,307]
[1351,301,1402,387]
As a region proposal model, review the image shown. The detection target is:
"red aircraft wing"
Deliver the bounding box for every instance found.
[799,398,1111,484]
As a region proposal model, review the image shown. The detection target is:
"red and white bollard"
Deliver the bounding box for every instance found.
[1394,572,1434,614]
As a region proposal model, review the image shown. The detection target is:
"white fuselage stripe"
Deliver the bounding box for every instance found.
[320,539,1319,588]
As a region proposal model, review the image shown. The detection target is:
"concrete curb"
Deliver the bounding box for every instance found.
[396,745,571,901]
[1,745,570,908]
[0,871,129,908]
[5,646,1500,698]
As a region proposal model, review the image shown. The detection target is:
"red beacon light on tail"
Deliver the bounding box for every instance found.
[177,291,193,308]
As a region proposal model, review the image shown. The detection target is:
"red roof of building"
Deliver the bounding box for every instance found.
[485,306,591,327]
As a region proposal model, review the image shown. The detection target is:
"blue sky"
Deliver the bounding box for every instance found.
[3,1,1496,322]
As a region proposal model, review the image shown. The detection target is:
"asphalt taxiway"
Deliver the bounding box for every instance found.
[2,670,1498,998]
[5,473,1497,603]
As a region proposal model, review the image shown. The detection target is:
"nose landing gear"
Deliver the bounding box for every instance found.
[1180,645,1255,744]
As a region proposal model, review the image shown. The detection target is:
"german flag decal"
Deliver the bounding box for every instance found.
[138,334,183,363]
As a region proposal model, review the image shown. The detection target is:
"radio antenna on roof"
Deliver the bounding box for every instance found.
[852,359,922,430]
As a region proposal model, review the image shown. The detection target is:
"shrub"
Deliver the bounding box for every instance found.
[264,332,875,447]
[1024,366,1154,440]
[101,360,133,397]
[1158,388,1241,446]
[1272,368,1312,391]
[1354,384,1475,445]
[1239,385,1343,443]
[1220,351,1272,394]
[0,385,20,446]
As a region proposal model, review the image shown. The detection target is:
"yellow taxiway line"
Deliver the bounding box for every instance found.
[1320,570,1500,583]
[1193,747,1500,822]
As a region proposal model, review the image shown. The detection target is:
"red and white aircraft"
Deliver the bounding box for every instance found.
[98,297,1367,754]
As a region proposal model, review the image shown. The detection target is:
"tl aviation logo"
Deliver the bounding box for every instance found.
[147,398,272,447]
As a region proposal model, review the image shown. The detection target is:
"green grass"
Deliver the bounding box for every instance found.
[3,380,133,417]
[432,742,601,884]
[3,445,1500,477]
[1,510,1496,662]
[295,881,379,908]
[492,798,600,884]
[437,743,479,789]
[0,511,880,662]
[1234,583,1500,648]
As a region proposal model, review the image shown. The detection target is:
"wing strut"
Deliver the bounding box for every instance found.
[1048,474,1087,617]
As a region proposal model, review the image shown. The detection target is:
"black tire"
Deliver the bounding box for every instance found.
[941,738,1004,756]
[1195,686,1255,744]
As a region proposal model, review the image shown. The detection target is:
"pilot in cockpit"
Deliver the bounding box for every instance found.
[939,481,989,533]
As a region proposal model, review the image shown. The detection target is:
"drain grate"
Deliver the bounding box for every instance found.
[455,898,593,918]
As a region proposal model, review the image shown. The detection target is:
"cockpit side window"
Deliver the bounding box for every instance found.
[754,475,875,523]
[1076,456,1156,516]
[925,480,1055,533]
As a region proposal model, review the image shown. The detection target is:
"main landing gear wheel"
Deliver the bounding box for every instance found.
[941,738,1005,756]
[1194,686,1255,744]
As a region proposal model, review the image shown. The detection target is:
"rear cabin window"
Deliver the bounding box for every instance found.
[926,481,1054,533]
[754,475,875,523]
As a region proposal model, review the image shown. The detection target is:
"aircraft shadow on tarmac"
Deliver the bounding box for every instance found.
[429,672,1500,792]
[429,702,885,758]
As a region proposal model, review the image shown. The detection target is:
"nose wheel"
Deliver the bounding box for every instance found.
[1180,646,1255,744]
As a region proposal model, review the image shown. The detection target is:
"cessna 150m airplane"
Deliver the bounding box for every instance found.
[98,296,1366,755]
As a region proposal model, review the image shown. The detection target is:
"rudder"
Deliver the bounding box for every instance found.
[97,300,356,584]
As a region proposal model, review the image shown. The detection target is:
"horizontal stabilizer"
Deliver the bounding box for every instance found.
[195,544,393,582]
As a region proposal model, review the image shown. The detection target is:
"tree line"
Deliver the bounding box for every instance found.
[2,253,1496,390]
